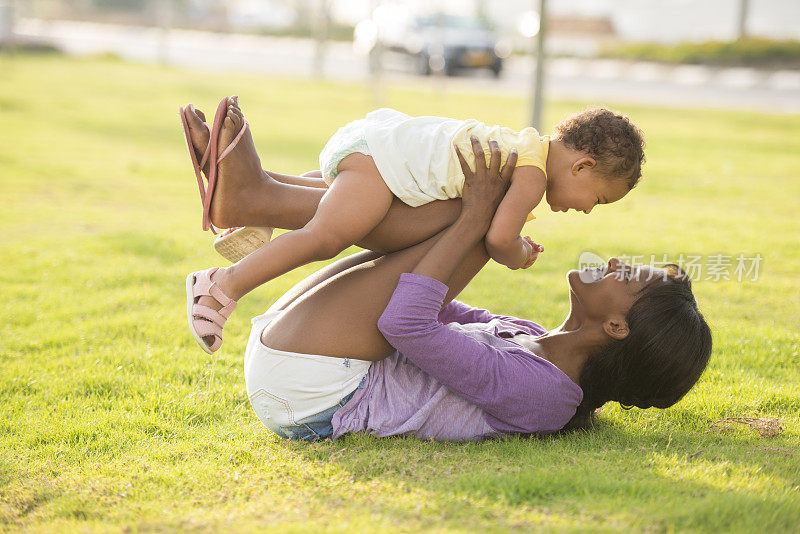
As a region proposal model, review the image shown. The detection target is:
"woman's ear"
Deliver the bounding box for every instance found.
[603,317,630,340]
[572,157,596,175]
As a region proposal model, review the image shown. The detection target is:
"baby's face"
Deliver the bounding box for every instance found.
[545,168,630,214]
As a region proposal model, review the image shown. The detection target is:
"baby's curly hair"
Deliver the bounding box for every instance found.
[552,107,645,189]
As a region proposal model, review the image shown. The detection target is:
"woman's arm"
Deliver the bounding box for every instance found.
[411,137,517,283]
[376,138,579,433]
[485,166,546,269]
[437,300,546,334]
[377,273,573,434]
[438,299,493,325]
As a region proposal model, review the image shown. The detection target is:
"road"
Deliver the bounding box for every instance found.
[15,18,800,113]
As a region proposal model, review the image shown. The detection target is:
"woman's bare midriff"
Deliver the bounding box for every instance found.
[259,263,398,362]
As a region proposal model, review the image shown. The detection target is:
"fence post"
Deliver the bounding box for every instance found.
[530,0,547,129]
[0,0,15,48]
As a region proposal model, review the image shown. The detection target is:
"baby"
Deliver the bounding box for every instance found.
[184,100,645,353]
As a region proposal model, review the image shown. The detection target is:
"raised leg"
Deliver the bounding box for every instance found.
[262,229,490,361]
[364,197,461,253]
[182,103,460,247]
[181,102,324,230]
[212,157,395,301]
[266,249,382,314]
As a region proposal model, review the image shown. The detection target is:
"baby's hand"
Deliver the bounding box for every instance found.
[520,236,544,269]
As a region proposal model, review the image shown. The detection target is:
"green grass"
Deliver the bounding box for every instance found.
[601,38,800,68]
[1,54,799,532]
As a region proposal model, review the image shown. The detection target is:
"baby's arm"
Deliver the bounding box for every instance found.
[485,166,546,269]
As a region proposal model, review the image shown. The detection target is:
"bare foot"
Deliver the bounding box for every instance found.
[182,97,266,229]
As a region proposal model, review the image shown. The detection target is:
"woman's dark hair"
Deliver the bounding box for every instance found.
[561,265,713,431]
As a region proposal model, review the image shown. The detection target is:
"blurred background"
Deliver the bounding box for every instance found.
[3,0,800,118]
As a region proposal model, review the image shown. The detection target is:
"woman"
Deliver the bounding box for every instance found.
[181,105,712,441]
[244,140,711,441]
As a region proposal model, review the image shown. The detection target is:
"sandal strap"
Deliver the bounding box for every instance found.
[207,283,236,313]
[180,107,209,210]
[182,100,248,235]
[202,98,249,234]
[217,119,249,163]
[207,337,222,352]
[192,304,228,328]
[191,268,237,311]
[199,121,212,171]
[192,317,223,339]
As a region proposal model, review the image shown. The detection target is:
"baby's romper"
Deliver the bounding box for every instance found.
[319,108,549,216]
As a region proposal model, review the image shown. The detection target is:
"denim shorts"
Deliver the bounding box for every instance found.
[245,310,371,442]
[272,381,362,441]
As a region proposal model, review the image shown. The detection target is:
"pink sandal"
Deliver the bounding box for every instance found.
[186,267,237,354]
[179,98,274,262]
[178,97,250,234]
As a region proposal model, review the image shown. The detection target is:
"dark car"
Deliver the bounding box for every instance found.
[373,13,510,77]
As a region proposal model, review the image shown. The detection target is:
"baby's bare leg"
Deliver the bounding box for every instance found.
[211,155,395,301]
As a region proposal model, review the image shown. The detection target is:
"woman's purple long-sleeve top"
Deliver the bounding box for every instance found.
[331,273,583,441]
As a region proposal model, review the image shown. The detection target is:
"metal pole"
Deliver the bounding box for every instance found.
[530,0,546,128]
[433,2,447,94]
[312,0,330,78]
[368,0,384,107]
[0,0,15,48]
[474,0,486,22]
[736,0,749,40]
[156,0,173,65]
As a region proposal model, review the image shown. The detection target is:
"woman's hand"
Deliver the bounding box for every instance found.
[454,135,518,234]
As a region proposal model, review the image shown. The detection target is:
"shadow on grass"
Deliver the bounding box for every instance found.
[280,418,800,530]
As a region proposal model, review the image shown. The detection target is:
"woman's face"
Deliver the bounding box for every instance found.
[566,257,668,328]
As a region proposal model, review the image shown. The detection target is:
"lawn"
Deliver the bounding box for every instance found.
[1,53,799,532]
